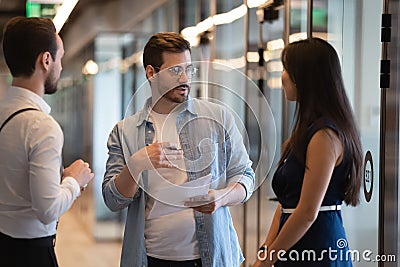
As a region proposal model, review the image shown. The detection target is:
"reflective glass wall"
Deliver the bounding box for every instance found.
[322,1,382,266]
[91,1,181,239]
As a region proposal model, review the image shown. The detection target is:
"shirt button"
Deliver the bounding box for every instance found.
[147,130,152,133]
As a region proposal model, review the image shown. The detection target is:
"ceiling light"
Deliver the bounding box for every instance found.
[82,60,99,75]
[53,0,79,33]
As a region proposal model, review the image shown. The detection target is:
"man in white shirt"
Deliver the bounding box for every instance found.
[0,17,94,267]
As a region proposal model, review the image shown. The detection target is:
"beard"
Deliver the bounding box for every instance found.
[164,91,187,103]
[162,84,190,104]
[44,68,59,95]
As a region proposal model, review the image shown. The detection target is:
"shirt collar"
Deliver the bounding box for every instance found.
[9,86,51,114]
[136,96,197,127]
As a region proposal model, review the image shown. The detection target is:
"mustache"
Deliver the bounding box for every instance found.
[173,84,190,90]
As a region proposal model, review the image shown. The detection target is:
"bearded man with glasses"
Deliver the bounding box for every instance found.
[103,32,255,267]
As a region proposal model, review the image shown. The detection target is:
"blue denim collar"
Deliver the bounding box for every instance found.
[136,96,197,127]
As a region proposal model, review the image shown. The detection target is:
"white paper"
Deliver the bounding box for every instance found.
[147,174,212,219]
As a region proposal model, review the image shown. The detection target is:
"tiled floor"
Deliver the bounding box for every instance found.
[55,210,122,267]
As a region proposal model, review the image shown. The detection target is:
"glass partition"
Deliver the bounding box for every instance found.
[87,0,181,240]
[318,1,382,266]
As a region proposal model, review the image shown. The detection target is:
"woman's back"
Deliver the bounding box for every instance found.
[272,118,352,266]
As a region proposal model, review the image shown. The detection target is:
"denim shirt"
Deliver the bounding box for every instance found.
[103,97,255,267]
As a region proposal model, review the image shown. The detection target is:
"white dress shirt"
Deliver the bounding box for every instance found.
[0,86,80,238]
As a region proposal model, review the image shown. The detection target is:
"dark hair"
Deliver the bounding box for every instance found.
[2,16,58,77]
[143,32,191,70]
[281,38,362,206]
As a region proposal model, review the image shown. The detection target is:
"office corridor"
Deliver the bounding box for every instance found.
[55,210,122,267]
[0,1,398,267]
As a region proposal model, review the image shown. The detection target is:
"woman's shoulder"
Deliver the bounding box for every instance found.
[307,117,338,138]
[308,117,337,131]
[307,118,343,159]
[304,117,342,151]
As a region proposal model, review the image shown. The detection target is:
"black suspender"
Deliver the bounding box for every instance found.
[0,108,39,133]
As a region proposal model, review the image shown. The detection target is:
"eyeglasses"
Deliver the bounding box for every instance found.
[154,65,198,80]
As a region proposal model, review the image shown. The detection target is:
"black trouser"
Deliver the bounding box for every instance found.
[0,231,58,267]
[147,256,202,267]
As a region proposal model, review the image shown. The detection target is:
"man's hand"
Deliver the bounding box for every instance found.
[186,189,225,214]
[185,182,247,214]
[115,141,183,198]
[63,159,94,189]
[128,141,183,174]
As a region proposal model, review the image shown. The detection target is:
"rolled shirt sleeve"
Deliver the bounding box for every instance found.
[102,123,140,212]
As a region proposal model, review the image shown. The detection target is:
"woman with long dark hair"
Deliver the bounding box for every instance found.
[252,38,362,267]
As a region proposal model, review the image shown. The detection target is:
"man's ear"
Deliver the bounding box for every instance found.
[40,52,52,71]
[145,65,155,80]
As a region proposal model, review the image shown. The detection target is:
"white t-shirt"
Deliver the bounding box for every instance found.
[144,111,200,260]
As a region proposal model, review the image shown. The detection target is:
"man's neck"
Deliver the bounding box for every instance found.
[12,77,44,98]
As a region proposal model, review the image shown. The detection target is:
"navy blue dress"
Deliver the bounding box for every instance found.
[271,118,353,266]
